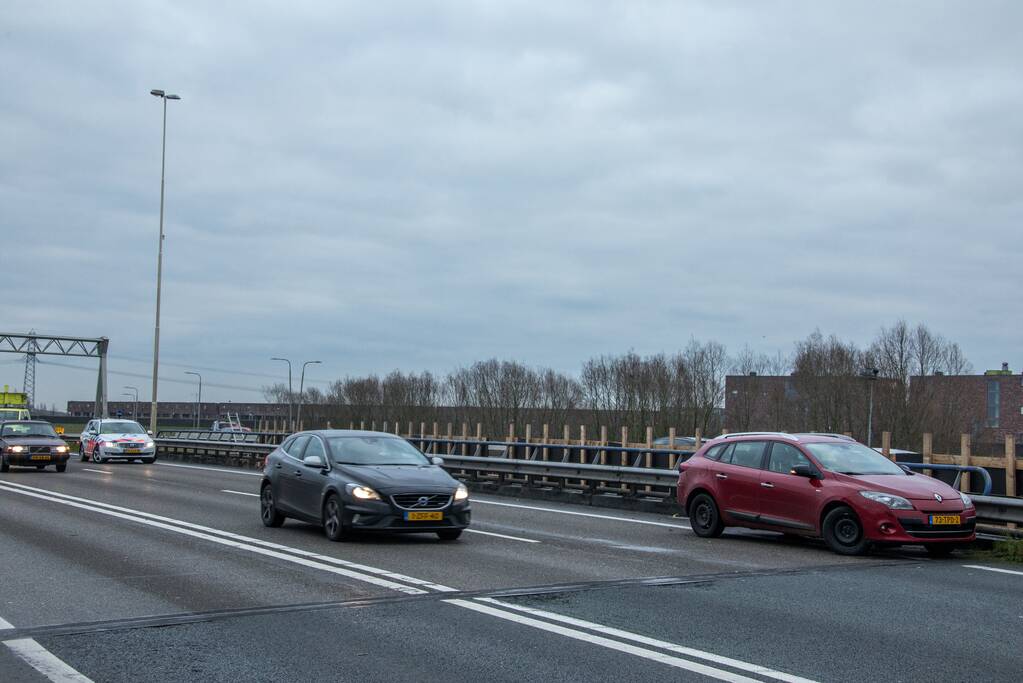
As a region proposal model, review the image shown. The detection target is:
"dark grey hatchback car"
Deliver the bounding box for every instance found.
[260,430,471,541]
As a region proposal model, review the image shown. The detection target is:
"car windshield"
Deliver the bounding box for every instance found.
[99,421,146,435]
[805,441,906,476]
[1,422,58,438]
[327,437,430,466]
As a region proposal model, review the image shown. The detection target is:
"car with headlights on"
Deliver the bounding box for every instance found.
[1,420,71,472]
[79,419,156,464]
[260,430,471,541]
[677,432,976,556]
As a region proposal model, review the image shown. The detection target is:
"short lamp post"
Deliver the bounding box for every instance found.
[185,371,202,429]
[296,360,321,430]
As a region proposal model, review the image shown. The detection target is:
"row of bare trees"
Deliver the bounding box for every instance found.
[263,321,977,448]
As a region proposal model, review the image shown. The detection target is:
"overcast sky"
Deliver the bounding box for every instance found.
[2,1,1021,408]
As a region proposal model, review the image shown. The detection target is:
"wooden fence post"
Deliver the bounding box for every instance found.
[922,433,933,478]
[476,423,483,442]
[881,431,892,460]
[621,426,629,467]
[446,423,453,455]
[695,428,702,449]
[542,424,550,461]
[668,427,678,469]
[563,425,570,464]
[599,425,608,466]
[960,434,971,493]
[1006,434,1017,504]
[461,423,468,456]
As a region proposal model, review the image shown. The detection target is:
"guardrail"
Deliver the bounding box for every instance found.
[146,432,1023,529]
[901,462,993,495]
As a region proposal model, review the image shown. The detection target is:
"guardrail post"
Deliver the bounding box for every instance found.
[960,434,971,493]
[882,432,892,460]
[922,433,933,477]
[1006,435,1017,509]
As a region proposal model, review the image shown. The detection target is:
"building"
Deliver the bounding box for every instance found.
[66,401,290,423]
[911,363,1022,444]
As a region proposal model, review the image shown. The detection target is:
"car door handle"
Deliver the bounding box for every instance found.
[715,473,728,479]
[294,470,303,477]
[760,482,774,488]
[274,462,282,469]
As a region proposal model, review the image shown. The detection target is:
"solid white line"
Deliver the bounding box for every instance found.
[473,498,692,530]
[222,489,259,497]
[156,462,263,477]
[447,599,762,683]
[465,529,539,543]
[3,638,95,682]
[477,598,817,683]
[81,468,112,475]
[0,481,455,594]
[0,616,13,630]
[962,564,1023,577]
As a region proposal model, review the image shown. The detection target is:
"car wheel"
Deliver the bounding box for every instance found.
[92,451,104,464]
[142,457,156,465]
[79,445,88,462]
[436,529,463,541]
[822,506,870,556]
[1,456,9,473]
[56,463,67,473]
[689,493,725,538]
[925,543,956,558]
[260,484,285,528]
[322,494,349,542]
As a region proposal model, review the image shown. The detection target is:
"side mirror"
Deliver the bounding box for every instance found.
[899,464,915,475]
[790,464,819,478]
[303,455,325,468]
[431,456,444,466]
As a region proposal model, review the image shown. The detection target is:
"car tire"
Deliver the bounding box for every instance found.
[56,463,67,473]
[436,529,463,541]
[79,445,88,462]
[925,543,957,558]
[260,484,285,528]
[1,456,9,473]
[822,506,871,556]
[323,494,349,542]
[689,493,725,538]
[142,457,156,465]
[92,451,104,464]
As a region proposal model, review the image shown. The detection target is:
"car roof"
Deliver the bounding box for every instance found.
[293,430,407,438]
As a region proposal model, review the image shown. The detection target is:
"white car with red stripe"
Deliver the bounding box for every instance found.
[79,419,157,464]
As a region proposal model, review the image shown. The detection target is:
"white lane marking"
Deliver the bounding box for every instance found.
[448,599,764,683]
[222,489,259,497]
[0,616,13,630]
[81,468,112,475]
[963,564,1023,577]
[0,481,455,594]
[473,498,692,530]
[465,529,539,543]
[156,462,263,477]
[477,598,817,683]
[3,638,95,683]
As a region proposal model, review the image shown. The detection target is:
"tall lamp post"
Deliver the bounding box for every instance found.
[296,360,322,430]
[123,385,139,420]
[861,367,880,447]
[185,371,202,429]
[271,357,293,430]
[149,88,181,434]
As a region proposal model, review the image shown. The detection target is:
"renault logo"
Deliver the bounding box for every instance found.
[933,493,943,502]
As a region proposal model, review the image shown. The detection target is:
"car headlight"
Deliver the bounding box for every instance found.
[55,446,68,453]
[454,484,469,501]
[959,492,973,508]
[346,484,381,501]
[859,490,914,510]
[8,445,25,453]
[144,441,155,449]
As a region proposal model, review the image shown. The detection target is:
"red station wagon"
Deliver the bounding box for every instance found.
[677,433,976,556]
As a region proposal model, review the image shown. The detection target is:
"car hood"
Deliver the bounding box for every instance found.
[835,472,960,500]
[97,433,151,441]
[335,464,458,493]
[2,436,65,446]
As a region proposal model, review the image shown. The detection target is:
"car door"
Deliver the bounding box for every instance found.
[291,435,329,520]
[82,421,98,457]
[714,440,767,524]
[758,441,822,532]
[277,435,310,515]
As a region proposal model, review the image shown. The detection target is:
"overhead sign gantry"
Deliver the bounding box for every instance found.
[0,333,110,417]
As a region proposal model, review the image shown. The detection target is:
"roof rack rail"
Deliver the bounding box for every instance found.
[714,431,800,441]
[796,432,857,441]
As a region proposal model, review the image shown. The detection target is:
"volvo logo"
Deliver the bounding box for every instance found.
[414,496,431,508]
[933,493,943,502]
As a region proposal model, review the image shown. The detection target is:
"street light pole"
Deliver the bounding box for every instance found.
[124,385,139,420]
[861,367,880,447]
[185,371,202,429]
[296,360,322,430]
[149,88,181,434]
[271,357,293,431]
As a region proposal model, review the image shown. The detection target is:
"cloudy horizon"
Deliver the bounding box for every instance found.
[2,1,1021,409]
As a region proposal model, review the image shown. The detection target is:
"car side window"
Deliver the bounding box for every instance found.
[729,441,767,469]
[767,442,811,474]
[286,435,310,460]
[703,444,726,461]
[280,436,296,452]
[304,437,326,463]
[716,443,735,464]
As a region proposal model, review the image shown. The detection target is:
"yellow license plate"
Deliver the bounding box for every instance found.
[929,515,961,525]
[405,511,443,521]
[30,455,51,461]
[124,448,141,454]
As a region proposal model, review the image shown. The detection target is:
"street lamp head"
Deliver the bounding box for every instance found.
[166,94,181,100]
[150,89,165,97]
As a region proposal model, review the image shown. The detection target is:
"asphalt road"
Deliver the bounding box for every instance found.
[0,459,1020,682]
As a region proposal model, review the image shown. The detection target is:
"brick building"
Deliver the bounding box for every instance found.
[66,401,289,423]
[911,364,1022,444]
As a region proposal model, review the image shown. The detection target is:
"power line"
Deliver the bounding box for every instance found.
[37,358,267,394]
[104,354,334,385]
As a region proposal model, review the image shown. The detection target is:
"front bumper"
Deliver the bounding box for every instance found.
[863,505,977,544]
[98,446,156,459]
[6,452,70,466]
[343,499,472,533]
